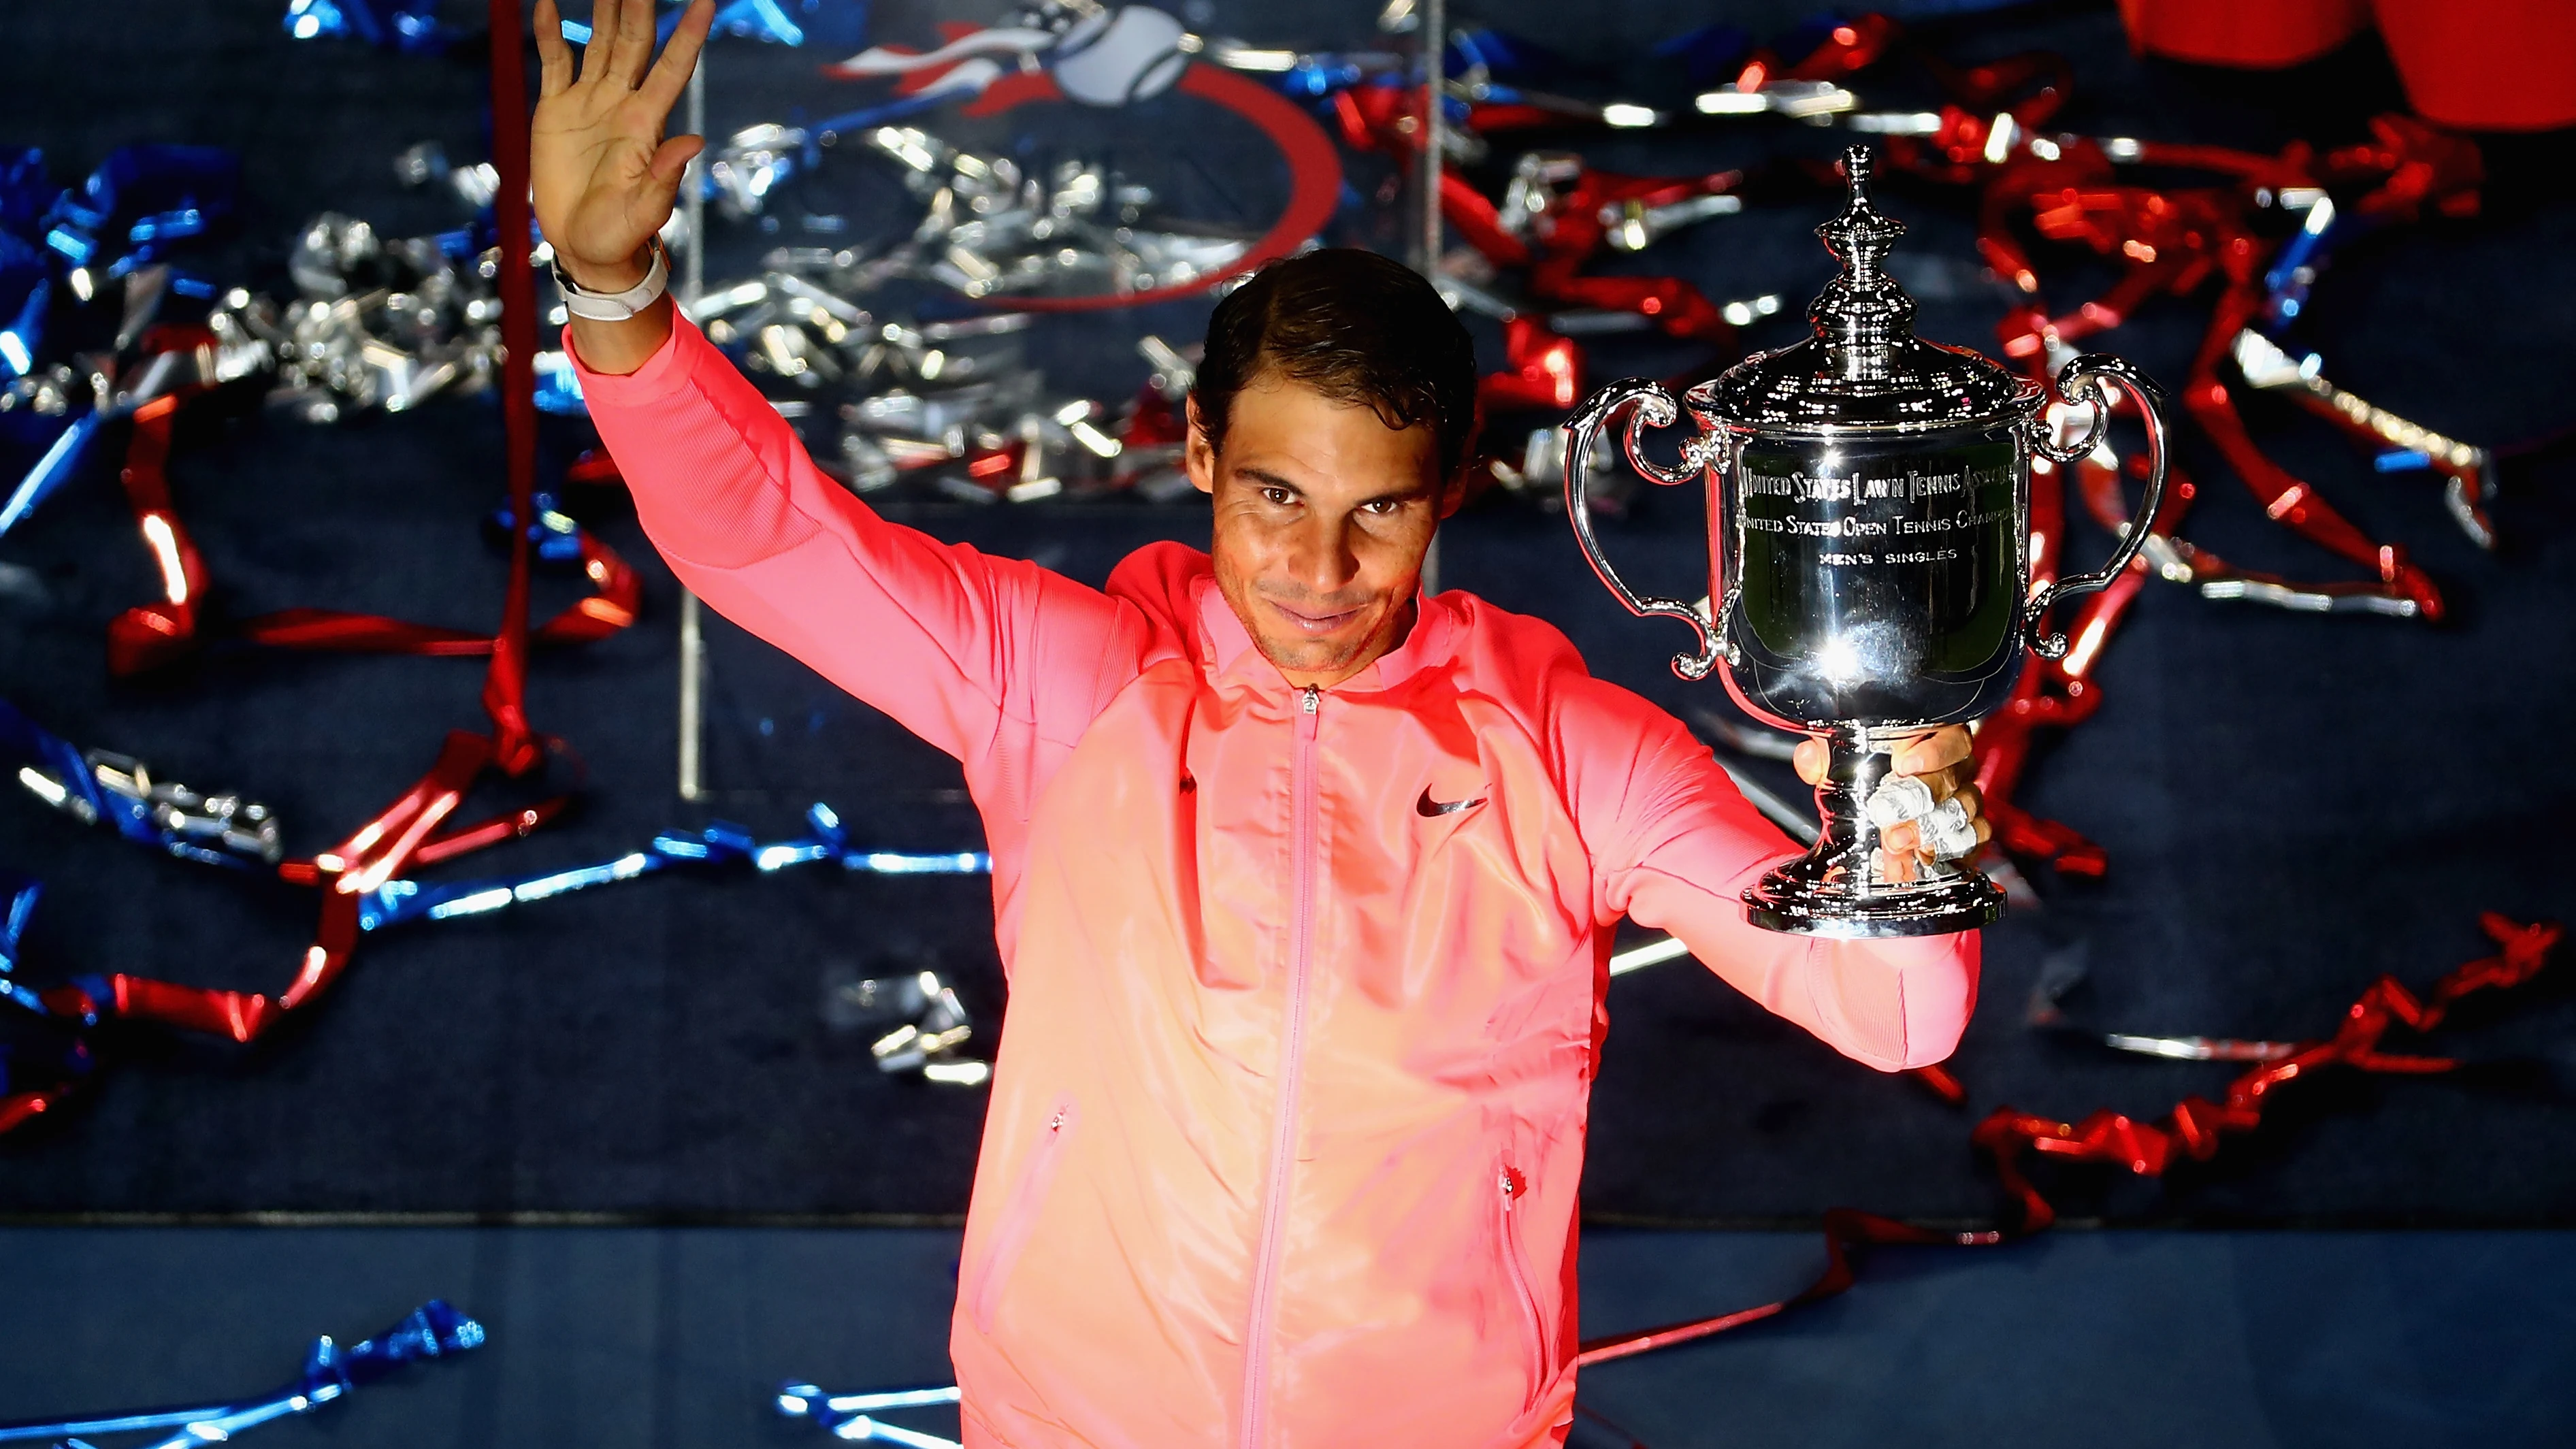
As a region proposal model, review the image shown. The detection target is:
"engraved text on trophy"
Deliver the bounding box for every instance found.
[1729,433,2021,723]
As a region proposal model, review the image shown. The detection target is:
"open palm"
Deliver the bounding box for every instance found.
[532,0,715,290]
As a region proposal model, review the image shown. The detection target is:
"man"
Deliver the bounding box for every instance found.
[534,4,1985,1444]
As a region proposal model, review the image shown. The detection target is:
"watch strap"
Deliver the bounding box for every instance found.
[553,238,670,322]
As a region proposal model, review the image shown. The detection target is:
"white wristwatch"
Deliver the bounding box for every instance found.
[552,237,671,321]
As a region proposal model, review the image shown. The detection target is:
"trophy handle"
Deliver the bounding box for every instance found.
[2020,354,2172,659]
[1563,378,1724,681]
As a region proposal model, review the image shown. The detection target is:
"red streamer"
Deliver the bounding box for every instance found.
[1331,88,1740,346]
[41,730,500,1044]
[1977,913,2562,1230]
[485,0,543,775]
[1574,915,2562,1366]
[103,382,640,677]
[2,1,600,1134]
[1479,316,1584,412]
[1577,1209,2001,1368]
[1902,113,2485,623]
[106,385,214,674]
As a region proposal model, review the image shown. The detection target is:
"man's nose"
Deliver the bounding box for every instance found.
[1284,512,1361,596]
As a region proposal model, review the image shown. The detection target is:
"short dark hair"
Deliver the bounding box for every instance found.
[1191,248,1478,480]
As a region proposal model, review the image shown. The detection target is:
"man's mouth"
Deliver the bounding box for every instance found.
[1268,598,1367,636]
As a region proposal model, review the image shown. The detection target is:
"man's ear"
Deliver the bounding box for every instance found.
[1184,396,1217,497]
[1438,408,1482,520]
[1436,465,1469,521]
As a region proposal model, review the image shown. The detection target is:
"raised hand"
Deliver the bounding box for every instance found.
[531,0,715,292]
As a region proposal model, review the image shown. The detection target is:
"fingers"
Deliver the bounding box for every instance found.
[607,0,658,86]
[648,133,706,186]
[637,0,715,115]
[1947,783,1983,830]
[1792,736,1828,786]
[1877,780,1987,880]
[534,0,573,97]
[1891,725,1972,777]
[581,0,616,78]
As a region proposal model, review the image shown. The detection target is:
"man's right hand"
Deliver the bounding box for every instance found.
[532,0,715,372]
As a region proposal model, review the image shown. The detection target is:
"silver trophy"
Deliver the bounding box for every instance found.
[1561,146,2171,937]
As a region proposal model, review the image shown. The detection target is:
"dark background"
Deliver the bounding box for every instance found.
[1,0,2570,1228]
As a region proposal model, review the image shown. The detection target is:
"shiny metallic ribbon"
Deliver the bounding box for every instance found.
[671,247,1199,501]
[1218,22,1780,344]
[100,336,640,681]
[299,0,855,51]
[1853,98,2494,868]
[1575,915,2563,1366]
[282,0,453,50]
[559,0,842,49]
[1964,395,2179,879]
[0,728,571,1147]
[1,697,283,869]
[1,0,672,1139]
[0,1301,485,1447]
[1872,103,2489,620]
[355,803,992,1083]
[3,145,242,542]
[357,802,990,932]
[31,730,530,1049]
[1331,86,1742,345]
[776,1382,963,1447]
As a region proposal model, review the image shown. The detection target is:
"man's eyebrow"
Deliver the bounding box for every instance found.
[1230,465,1435,508]
[1357,479,1437,508]
[1233,466,1305,495]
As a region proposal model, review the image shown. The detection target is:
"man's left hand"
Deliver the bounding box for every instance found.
[1791,724,1988,884]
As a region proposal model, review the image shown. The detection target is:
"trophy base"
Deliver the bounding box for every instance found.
[1742,860,2005,939]
[1737,723,2008,939]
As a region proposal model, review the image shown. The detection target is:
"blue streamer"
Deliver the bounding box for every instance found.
[553,0,866,48]
[1,146,238,537]
[39,146,238,277]
[0,698,280,870]
[0,411,99,539]
[808,89,951,145]
[487,491,588,563]
[0,872,41,1017]
[0,871,96,1101]
[776,1382,962,1447]
[0,1301,485,1447]
[2255,195,2378,341]
[358,802,988,932]
[0,250,44,379]
[282,0,452,52]
[1445,27,1570,86]
[0,700,121,838]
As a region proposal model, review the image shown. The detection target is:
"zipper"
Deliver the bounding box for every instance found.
[969,1095,1077,1334]
[1499,1164,1550,1413]
[1239,683,1323,1449]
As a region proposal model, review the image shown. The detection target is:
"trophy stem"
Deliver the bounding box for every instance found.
[1742,724,2006,939]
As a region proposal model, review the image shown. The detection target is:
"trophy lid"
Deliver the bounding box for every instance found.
[1691,146,2039,434]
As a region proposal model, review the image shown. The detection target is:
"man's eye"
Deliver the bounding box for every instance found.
[1261,487,1295,506]
[1363,499,1402,515]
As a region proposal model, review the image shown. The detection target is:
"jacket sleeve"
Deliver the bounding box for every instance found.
[1561,679,1980,1072]
[570,321,1145,775]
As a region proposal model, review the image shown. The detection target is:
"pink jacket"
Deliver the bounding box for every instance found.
[576,322,1978,1449]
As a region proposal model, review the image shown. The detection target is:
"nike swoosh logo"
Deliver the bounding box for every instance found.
[1416,787,1488,817]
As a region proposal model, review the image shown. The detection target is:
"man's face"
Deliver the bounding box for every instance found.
[1188,374,1461,689]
